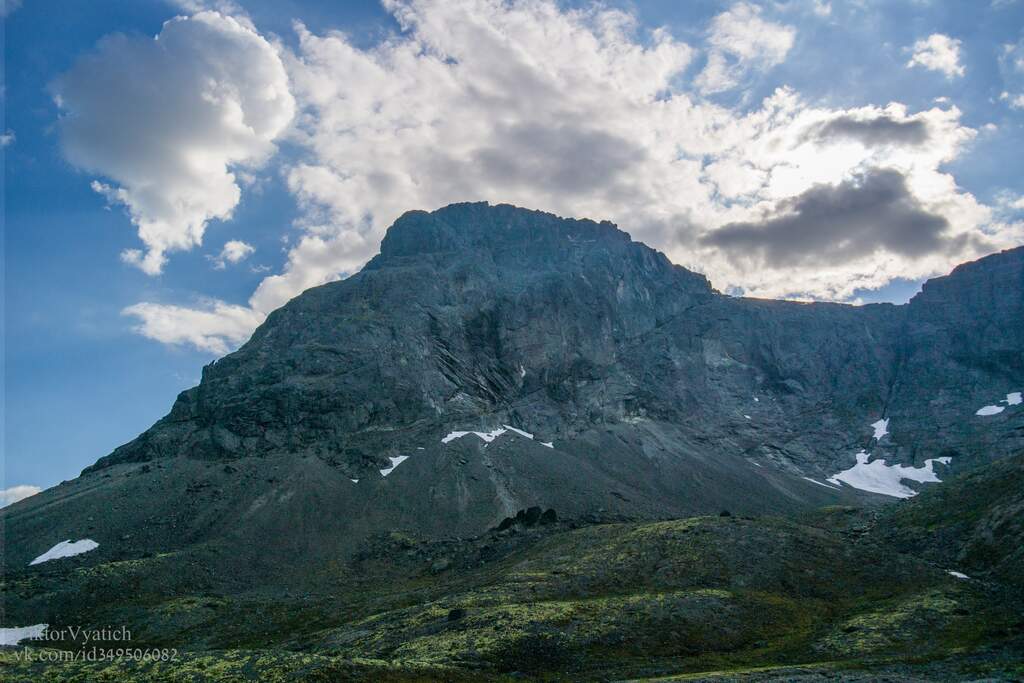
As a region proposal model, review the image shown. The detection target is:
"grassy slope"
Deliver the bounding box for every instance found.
[3,510,1022,681]
[874,452,1024,589]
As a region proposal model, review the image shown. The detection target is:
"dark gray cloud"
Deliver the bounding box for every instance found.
[472,122,647,195]
[811,115,929,147]
[701,168,954,267]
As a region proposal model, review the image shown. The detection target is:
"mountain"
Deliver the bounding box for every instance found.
[85,202,1024,482]
[2,203,1022,680]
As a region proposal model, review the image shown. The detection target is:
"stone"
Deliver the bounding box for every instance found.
[523,507,543,526]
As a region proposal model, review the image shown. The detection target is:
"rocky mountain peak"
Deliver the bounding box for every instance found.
[907,245,1023,318]
[375,202,632,261]
[62,205,1021,546]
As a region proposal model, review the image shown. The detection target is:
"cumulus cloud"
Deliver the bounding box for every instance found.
[0,130,14,147]
[906,34,965,78]
[1002,92,1024,109]
[696,2,796,94]
[116,0,1019,352]
[995,191,1024,213]
[210,239,255,269]
[53,11,294,275]
[0,485,41,507]
[702,169,955,268]
[123,300,265,354]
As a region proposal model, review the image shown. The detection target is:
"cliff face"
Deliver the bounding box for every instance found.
[88,203,718,475]
[882,248,1024,466]
[86,202,1023,483]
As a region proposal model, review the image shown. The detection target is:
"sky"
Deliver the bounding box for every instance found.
[3,0,1024,501]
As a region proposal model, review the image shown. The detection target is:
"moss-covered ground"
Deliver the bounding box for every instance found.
[2,513,1021,681]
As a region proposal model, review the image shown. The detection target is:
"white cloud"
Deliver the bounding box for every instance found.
[906,33,965,78]
[53,11,294,275]
[0,485,41,507]
[997,41,1024,109]
[210,239,255,269]
[123,299,265,354]
[119,0,1019,353]
[811,1,832,16]
[1005,92,1024,109]
[0,130,14,147]
[1006,41,1024,73]
[995,190,1024,213]
[167,0,243,13]
[696,3,796,94]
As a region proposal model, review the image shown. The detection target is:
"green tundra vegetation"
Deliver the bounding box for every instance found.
[3,457,1023,681]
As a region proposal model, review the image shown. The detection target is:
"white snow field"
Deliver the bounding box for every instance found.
[0,624,48,646]
[29,539,99,566]
[827,451,951,498]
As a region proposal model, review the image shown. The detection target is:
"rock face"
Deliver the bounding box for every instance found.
[87,204,719,474]
[88,202,1023,478]
[4,203,1023,568]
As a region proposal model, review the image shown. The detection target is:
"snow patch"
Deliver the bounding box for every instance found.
[442,428,505,444]
[976,405,1005,416]
[0,624,48,646]
[870,418,889,439]
[826,451,951,498]
[441,430,467,444]
[947,570,969,580]
[504,426,534,439]
[976,391,1021,415]
[803,477,840,491]
[441,425,550,447]
[379,455,409,477]
[30,540,99,566]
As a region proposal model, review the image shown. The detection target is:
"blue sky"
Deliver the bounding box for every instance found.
[3,0,1024,499]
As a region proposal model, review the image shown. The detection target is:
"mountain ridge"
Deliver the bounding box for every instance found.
[82,202,1023,481]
